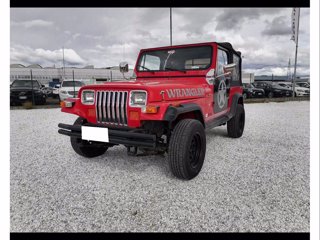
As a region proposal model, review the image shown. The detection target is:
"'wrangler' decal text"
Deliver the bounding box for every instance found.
[166,88,205,98]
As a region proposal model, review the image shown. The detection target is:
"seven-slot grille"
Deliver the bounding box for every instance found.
[96,91,128,126]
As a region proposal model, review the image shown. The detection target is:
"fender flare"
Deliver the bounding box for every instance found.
[229,93,243,118]
[163,103,205,124]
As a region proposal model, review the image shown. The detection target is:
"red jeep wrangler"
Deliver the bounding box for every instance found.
[58,42,245,180]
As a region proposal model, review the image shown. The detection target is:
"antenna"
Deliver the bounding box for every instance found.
[170,7,172,46]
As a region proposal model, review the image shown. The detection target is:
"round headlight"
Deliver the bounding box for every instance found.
[81,90,95,105]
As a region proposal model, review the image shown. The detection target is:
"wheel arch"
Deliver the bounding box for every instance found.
[163,103,205,128]
[230,93,243,117]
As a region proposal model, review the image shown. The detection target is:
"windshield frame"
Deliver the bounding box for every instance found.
[135,45,213,73]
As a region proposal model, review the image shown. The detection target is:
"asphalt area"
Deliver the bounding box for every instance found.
[10,101,309,232]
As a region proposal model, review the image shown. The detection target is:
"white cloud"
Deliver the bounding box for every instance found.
[72,33,81,40]
[11,19,54,28]
[10,44,86,67]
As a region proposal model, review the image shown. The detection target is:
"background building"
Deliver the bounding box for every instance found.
[10,64,134,86]
[242,72,255,84]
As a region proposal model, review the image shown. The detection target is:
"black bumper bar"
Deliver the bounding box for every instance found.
[58,123,157,148]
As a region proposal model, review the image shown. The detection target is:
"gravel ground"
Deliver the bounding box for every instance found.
[10,101,310,232]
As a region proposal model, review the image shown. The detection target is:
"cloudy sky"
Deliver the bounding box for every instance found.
[10,8,310,76]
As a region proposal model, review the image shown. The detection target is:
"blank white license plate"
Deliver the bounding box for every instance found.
[81,126,109,142]
[19,96,27,99]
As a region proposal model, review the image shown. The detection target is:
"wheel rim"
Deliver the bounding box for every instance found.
[189,133,202,169]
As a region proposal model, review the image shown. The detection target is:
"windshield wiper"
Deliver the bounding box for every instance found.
[136,65,154,72]
[164,67,186,73]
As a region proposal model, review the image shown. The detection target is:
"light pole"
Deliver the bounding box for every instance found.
[291,8,300,98]
[170,8,172,46]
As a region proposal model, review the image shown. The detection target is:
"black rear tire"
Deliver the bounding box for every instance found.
[70,117,109,158]
[227,104,245,138]
[168,119,206,180]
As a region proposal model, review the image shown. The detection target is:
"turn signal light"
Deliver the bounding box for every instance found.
[143,105,159,114]
[60,101,73,108]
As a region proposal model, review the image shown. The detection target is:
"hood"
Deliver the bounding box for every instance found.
[294,86,309,91]
[60,86,82,91]
[81,78,209,102]
[252,87,264,92]
[273,85,292,91]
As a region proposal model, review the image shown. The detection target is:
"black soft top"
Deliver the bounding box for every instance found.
[216,42,241,57]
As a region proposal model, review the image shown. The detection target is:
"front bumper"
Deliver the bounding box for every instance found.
[58,123,157,148]
[10,94,44,104]
[273,91,292,97]
[253,91,264,97]
[296,92,310,97]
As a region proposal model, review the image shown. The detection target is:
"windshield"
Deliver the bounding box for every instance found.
[279,83,289,88]
[243,83,252,88]
[62,81,84,87]
[11,80,40,88]
[137,46,212,72]
[297,82,308,88]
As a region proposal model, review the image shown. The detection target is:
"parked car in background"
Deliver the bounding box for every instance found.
[278,82,310,97]
[58,80,85,101]
[253,81,293,98]
[10,79,46,105]
[242,83,265,99]
[52,83,61,99]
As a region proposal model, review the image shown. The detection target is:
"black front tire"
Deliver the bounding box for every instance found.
[70,117,109,158]
[168,119,206,180]
[227,104,245,138]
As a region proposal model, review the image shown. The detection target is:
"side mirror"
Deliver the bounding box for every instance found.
[41,84,45,88]
[212,63,237,82]
[119,62,129,73]
[223,63,236,75]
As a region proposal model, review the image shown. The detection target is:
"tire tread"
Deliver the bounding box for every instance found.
[168,119,206,180]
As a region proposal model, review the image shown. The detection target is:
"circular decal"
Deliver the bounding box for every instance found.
[205,69,215,84]
[218,80,227,109]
